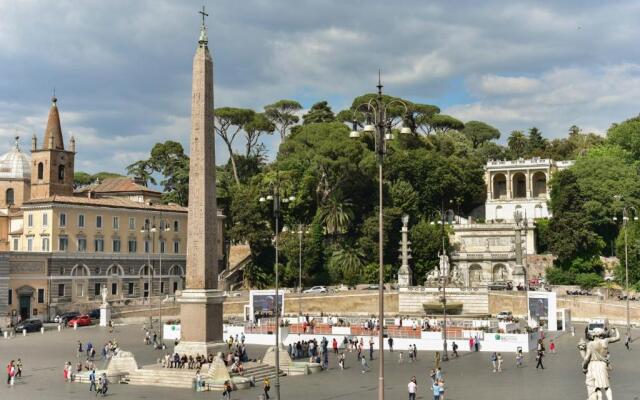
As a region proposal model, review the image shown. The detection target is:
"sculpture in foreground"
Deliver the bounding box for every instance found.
[578,327,620,400]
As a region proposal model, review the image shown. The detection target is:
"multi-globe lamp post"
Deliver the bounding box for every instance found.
[612,195,638,336]
[259,178,295,400]
[349,75,411,400]
[140,222,157,329]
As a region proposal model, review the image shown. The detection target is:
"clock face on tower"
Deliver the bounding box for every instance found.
[58,154,66,163]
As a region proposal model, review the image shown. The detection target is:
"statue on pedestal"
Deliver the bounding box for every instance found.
[101,285,109,307]
[578,327,620,400]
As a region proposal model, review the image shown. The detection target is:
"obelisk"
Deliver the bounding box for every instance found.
[175,7,224,356]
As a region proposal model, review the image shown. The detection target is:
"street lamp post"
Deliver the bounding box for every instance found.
[613,196,638,336]
[350,74,411,400]
[259,172,295,400]
[158,219,171,344]
[437,204,455,363]
[297,225,306,316]
[141,222,157,329]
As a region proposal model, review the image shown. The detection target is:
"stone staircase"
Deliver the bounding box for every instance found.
[231,362,284,381]
[126,367,198,389]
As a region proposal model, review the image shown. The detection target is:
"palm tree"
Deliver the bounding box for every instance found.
[319,194,354,235]
[330,246,365,284]
[507,130,527,158]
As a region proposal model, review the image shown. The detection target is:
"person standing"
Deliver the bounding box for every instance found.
[452,342,458,358]
[369,337,375,360]
[408,376,417,400]
[333,338,339,355]
[516,349,523,367]
[263,376,271,400]
[497,353,503,372]
[99,373,109,396]
[491,352,498,372]
[474,336,479,352]
[15,359,22,378]
[535,349,544,369]
[468,337,474,352]
[388,337,394,352]
[549,340,556,354]
[360,355,369,373]
[438,379,445,400]
[432,380,441,400]
[625,333,631,350]
[89,369,96,392]
[434,352,441,369]
[6,360,14,385]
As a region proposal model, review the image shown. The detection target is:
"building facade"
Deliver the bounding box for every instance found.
[0,97,224,326]
[484,158,573,223]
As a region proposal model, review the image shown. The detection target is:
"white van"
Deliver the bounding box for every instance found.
[586,318,609,339]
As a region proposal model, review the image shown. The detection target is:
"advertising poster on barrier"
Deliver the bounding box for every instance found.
[527,291,557,331]
[249,289,285,323]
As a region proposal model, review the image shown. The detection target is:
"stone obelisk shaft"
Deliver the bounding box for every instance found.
[186,38,217,290]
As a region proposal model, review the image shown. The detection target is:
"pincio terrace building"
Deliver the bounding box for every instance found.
[0,97,224,326]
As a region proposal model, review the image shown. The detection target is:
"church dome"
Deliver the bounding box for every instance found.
[0,137,31,180]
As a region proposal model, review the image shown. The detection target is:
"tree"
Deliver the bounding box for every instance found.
[410,219,450,285]
[507,130,527,158]
[302,101,335,125]
[264,99,302,140]
[428,114,464,134]
[126,159,156,186]
[461,121,500,148]
[319,193,354,235]
[614,221,640,288]
[329,246,365,285]
[147,141,190,206]
[527,127,547,155]
[243,113,275,157]
[406,103,441,134]
[607,115,640,159]
[215,107,255,184]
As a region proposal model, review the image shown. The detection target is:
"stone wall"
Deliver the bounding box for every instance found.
[398,288,489,314]
[526,254,554,279]
[223,292,399,317]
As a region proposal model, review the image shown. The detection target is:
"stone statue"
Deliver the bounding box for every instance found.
[578,327,620,400]
[101,284,108,306]
[424,269,439,286]
[450,265,464,287]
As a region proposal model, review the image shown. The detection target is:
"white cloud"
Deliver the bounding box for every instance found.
[472,75,541,96]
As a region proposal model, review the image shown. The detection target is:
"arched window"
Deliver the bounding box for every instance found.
[6,188,14,205]
[37,162,44,180]
[58,165,65,181]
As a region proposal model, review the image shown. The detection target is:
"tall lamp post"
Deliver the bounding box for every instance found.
[613,195,638,336]
[296,225,308,316]
[157,218,171,343]
[259,173,295,400]
[350,74,411,400]
[439,205,455,362]
[141,222,157,329]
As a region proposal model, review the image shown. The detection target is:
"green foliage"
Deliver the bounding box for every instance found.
[264,99,302,139]
[329,246,365,286]
[303,101,335,125]
[243,113,275,157]
[615,221,640,288]
[545,267,575,285]
[607,115,640,159]
[526,127,547,156]
[461,121,500,148]
[575,273,604,289]
[74,172,93,186]
[361,263,395,284]
[215,107,256,184]
[534,218,551,254]
[507,130,527,158]
[410,219,450,285]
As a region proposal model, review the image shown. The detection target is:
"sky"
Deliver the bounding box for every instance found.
[1,0,640,174]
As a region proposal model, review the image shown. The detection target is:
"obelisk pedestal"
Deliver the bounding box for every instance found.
[174,10,226,356]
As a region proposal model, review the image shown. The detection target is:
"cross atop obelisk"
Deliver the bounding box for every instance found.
[198,5,209,47]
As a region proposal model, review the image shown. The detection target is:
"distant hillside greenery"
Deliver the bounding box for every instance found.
[128,95,636,290]
[74,171,124,187]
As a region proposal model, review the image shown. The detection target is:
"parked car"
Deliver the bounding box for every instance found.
[87,309,100,319]
[54,311,80,324]
[15,319,43,333]
[497,311,513,321]
[303,286,327,294]
[67,315,92,327]
[488,281,513,291]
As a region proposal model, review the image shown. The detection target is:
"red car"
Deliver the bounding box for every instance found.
[67,315,92,327]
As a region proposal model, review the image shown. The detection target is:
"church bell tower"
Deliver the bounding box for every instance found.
[30,96,76,199]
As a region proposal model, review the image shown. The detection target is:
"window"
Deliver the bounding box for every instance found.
[58,284,65,297]
[160,240,166,254]
[42,237,50,252]
[42,213,48,227]
[6,188,14,205]
[12,238,18,251]
[144,219,150,230]
[173,240,179,254]
[112,239,121,253]
[96,216,103,229]
[111,283,117,295]
[8,289,12,305]
[173,220,179,232]
[59,213,67,227]
[159,220,165,230]
[129,217,135,230]
[94,238,104,252]
[37,162,44,180]
[144,240,150,253]
[113,216,119,229]
[128,282,134,295]
[94,283,101,296]
[27,214,33,228]
[160,282,165,294]
[78,214,85,228]
[173,281,178,293]
[143,282,149,298]
[38,288,45,303]
[58,164,65,181]
[77,238,87,252]
[128,239,137,253]
[27,237,33,251]
[59,237,68,251]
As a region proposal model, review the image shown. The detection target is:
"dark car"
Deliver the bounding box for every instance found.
[15,319,43,333]
[55,311,80,324]
[87,309,100,319]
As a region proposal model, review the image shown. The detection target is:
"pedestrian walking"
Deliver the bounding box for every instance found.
[263,377,271,400]
[435,367,442,382]
[434,351,441,369]
[89,369,96,392]
[99,373,109,396]
[338,353,345,370]
[432,380,441,400]
[452,342,458,358]
[360,355,369,373]
[474,336,479,351]
[438,379,445,400]
[6,360,14,385]
[549,340,556,354]
[571,325,575,337]
[491,352,497,372]
[15,359,22,378]
[535,350,544,369]
[497,353,503,372]
[388,337,394,352]
[413,344,418,361]
[468,337,473,351]
[429,369,436,384]
[398,351,404,363]
[625,333,631,350]
[108,320,114,334]
[369,337,374,360]
[408,376,417,400]
[516,348,523,367]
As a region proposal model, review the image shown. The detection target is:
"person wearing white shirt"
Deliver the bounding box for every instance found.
[408,376,417,400]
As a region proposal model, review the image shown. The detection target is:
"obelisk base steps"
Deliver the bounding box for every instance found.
[175,289,225,356]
